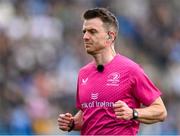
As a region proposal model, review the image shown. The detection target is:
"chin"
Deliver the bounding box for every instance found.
[86,50,94,55]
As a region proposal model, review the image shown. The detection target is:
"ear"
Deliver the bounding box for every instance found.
[108,31,115,41]
[106,35,110,40]
[105,35,111,46]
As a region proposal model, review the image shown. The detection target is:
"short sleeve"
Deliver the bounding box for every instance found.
[130,65,162,106]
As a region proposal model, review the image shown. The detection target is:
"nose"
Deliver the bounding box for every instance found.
[83,32,90,40]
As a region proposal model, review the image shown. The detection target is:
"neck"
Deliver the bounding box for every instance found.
[93,45,116,65]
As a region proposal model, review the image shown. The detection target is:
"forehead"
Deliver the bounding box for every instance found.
[83,18,105,31]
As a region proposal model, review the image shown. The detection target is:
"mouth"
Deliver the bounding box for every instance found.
[84,43,92,47]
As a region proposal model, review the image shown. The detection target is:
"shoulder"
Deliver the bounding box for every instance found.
[116,54,142,72]
[78,61,95,74]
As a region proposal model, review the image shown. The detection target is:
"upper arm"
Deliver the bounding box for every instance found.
[150,97,166,111]
[150,96,167,120]
[151,97,163,105]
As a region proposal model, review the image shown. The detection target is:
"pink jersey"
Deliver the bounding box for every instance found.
[76,54,161,135]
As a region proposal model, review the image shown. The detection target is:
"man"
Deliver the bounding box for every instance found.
[58,8,167,135]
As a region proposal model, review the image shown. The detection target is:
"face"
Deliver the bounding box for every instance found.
[82,18,109,55]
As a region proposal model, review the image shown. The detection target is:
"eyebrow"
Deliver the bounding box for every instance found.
[82,28,98,33]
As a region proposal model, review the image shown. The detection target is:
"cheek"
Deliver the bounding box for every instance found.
[105,40,110,46]
[95,41,106,50]
[95,36,106,46]
[100,39,108,47]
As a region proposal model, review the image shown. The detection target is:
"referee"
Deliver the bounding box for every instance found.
[58,8,167,135]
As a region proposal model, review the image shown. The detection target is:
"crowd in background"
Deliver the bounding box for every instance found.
[0,0,180,135]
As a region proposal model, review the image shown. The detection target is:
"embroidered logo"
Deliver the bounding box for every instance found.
[91,93,98,100]
[106,72,120,86]
[81,78,88,85]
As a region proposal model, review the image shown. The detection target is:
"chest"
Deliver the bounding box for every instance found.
[78,70,132,104]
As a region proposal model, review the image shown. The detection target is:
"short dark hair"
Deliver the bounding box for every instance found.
[83,8,119,35]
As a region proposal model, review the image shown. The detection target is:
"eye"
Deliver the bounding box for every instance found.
[89,29,97,34]
[82,29,98,35]
[82,30,86,34]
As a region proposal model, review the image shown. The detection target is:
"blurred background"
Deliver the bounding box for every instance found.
[0,0,180,135]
